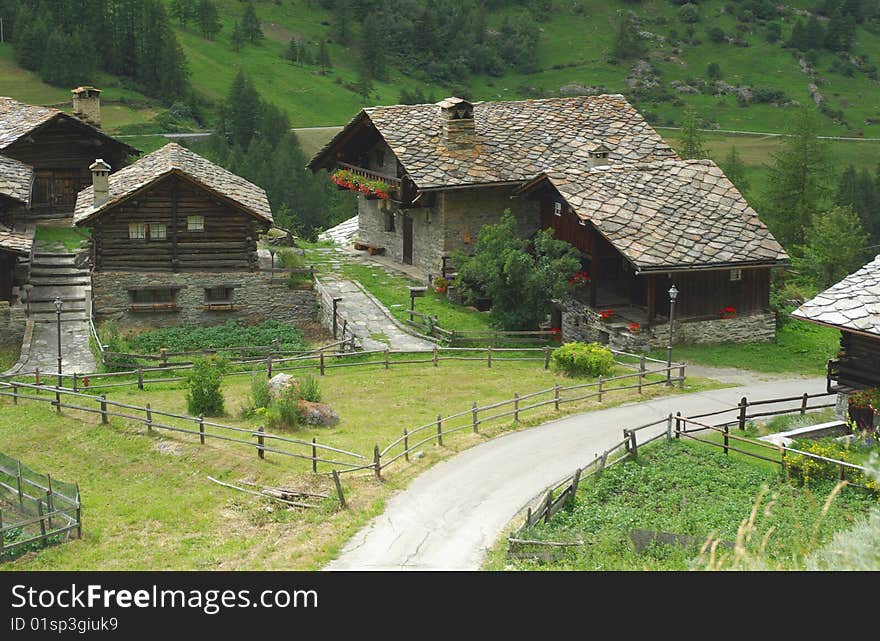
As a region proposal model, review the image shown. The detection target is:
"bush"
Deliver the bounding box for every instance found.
[184,357,227,416]
[787,440,879,491]
[266,385,299,429]
[251,372,271,410]
[678,3,700,23]
[298,374,321,403]
[100,321,138,372]
[707,27,726,43]
[129,320,307,353]
[551,342,615,377]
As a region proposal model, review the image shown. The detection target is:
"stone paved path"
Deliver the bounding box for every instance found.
[9,247,96,376]
[318,277,435,351]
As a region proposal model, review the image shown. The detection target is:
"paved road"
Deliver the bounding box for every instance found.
[326,376,827,570]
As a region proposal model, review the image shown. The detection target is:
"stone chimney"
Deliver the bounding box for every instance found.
[438,97,475,150]
[90,159,111,205]
[587,143,612,169]
[72,86,102,128]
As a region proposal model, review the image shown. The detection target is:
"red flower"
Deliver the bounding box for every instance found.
[550,327,561,334]
[721,306,737,315]
[599,309,614,319]
[568,271,591,286]
[629,322,640,332]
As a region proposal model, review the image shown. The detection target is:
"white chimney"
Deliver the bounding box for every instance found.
[90,159,111,205]
[588,143,612,169]
[72,86,102,129]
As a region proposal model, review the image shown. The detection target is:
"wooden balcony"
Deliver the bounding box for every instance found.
[334,162,418,205]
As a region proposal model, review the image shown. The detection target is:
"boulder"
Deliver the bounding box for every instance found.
[296,400,339,427]
[268,373,298,399]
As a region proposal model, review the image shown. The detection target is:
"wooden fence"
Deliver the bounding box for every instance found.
[0,454,81,559]
[405,309,558,346]
[507,390,867,559]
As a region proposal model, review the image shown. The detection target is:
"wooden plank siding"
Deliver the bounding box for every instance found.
[667,268,770,320]
[837,332,880,389]
[92,175,260,272]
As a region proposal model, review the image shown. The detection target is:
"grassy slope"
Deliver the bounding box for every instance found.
[0,360,719,570]
[486,439,876,571]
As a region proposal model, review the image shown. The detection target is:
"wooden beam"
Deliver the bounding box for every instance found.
[170,177,179,272]
[645,274,655,325]
[590,230,598,308]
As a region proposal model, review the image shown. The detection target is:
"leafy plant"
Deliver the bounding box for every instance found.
[184,356,227,416]
[251,372,271,410]
[551,342,615,378]
[100,321,139,372]
[128,320,307,353]
[265,385,299,429]
[786,439,879,492]
[298,374,322,403]
[849,388,880,410]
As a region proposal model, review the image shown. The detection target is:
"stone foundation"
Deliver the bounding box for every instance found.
[562,299,776,350]
[92,271,317,330]
[0,301,26,348]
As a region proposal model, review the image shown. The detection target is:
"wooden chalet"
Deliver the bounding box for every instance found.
[0,91,138,219]
[0,154,34,302]
[517,159,788,336]
[792,256,880,392]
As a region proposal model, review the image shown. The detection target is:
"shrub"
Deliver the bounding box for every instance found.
[707,27,726,43]
[298,374,321,403]
[551,342,615,377]
[129,320,307,353]
[185,356,227,416]
[100,322,139,372]
[678,3,700,23]
[251,372,271,410]
[266,385,299,429]
[787,439,879,491]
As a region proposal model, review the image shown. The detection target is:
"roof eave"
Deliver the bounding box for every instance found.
[306,110,371,172]
[633,258,790,274]
[790,313,880,341]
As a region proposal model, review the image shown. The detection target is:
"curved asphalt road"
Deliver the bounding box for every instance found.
[326,377,827,570]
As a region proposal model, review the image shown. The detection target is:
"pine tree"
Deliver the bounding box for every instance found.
[196,0,222,40]
[241,2,263,44]
[231,21,245,52]
[722,146,749,193]
[330,0,353,44]
[764,109,829,247]
[285,37,299,64]
[359,12,388,80]
[611,14,645,61]
[225,70,261,149]
[12,9,49,71]
[318,40,332,73]
[786,19,808,50]
[678,107,706,160]
[170,0,196,27]
[794,206,866,288]
[354,65,374,106]
[805,15,825,50]
[825,9,856,51]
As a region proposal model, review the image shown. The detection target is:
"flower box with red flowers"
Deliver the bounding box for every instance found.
[550,327,562,342]
[568,271,591,286]
[629,322,641,334]
[720,306,737,319]
[330,170,392,200]
[599,309,614,320]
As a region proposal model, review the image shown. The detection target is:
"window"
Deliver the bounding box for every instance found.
[130,288,175,304]
[205,286,234,303]
[385,211,395,233]
[730,268,743,282]
[187,215,205,232]
[554,201,562,217]
[150,223,167,240]
[129,223,146,240]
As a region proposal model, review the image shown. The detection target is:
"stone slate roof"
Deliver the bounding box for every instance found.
[309,95,678,189]
[792,255,880,337]
[0,96,137,154]
[0,224,33,256]
[74,143,273,226]
[0,154,32,205]
[523,159,788,271]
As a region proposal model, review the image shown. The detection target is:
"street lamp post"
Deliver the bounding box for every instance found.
[54,297,63,411]
[666,285,678,387]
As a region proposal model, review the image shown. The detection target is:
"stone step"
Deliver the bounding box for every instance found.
[30,268,87,278]
[28,303,87,313]
[28,280,91,288]
[33,252,76,259]
[31,318,88,324]
[27,296,86,304]
[31,258,78,268]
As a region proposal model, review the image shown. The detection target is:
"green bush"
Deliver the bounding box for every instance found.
[100,321,138,372]
[266,386,299,429]
[251,372,271,410]
[184,357,227,416]
[787,439,879,492]
[551,342,615,377]
[298,374,321,403]
[128,320,307,353]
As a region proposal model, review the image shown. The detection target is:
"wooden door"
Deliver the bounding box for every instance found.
[0,254,13,302]
[403,215,413,265]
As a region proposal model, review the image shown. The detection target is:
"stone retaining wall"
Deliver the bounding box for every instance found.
[0,301,26,348]
[92,271,317,329]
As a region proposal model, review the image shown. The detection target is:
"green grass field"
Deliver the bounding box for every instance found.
[33,226,91,252]
[485,439,877,571]
[0,357,719,570]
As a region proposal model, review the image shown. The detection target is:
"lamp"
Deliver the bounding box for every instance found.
[666,285,678,386]
[54,297,63,410]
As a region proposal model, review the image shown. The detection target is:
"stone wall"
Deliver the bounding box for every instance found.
[92,270,317,329]
[356,198,445,273]
[562,298,776,350]
[0,301,26,348]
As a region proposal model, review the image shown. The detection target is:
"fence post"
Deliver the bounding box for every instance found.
[738,396,747,430]
[145,403,152,432]
[373,445,381,480]
[384,348,390,370]
[678,366,685,388]
[75,482,82,538]
[0,510,4,553]
[11,382,17,404]
[45,478,54,530]
[554,384,560,411]
[801,393,809,415]
[72,372,78,392]
[257,426,265,460]
[319,350,325,376]
[598,376,603,403]
[666,413,673,441]
[36,498,46,540]
[35,367,40,386]
[266,355,273,380]
[544,346,551,370]
[16,461,23,510]
[472,402,479,433]
[567,468,581,508]
[514,393,519,421]
[99,394,108,424]
[433,345,439,367]
[542,491,553,524]
[332,470,346,509]
[487,346,492,368]
[404,428,409,462]
[675,411,681,439]
[137,368,144,391]
[198,414,205,445]
[436,415,443,445]
[723,424,729,456]
[312,438,318,473]
[526,507,533,528]
[638,355,644,394]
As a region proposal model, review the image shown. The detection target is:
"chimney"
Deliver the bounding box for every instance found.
[90,159,111,205]
[438,97,475,150]
[72,86,102,128]
[587,143,612,169]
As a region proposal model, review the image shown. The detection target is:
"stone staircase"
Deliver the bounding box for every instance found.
[26,252,89,324]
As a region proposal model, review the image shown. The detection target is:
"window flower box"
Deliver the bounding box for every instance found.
[629,322,641,335]
[848,388,880,432]
[720,306,737,319]
[599,309,614,320]
[433,276,448,293]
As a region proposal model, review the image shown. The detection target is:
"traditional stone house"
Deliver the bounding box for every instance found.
[0,90,137,220]
[307,95,677,271]
[74,143,314,328]
[0,154,34,303]
[517,159,788,348]
[792,256,880,393]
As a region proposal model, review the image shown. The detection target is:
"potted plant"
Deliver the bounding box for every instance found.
[599,309,614,320]
[568,271,591,286]
[550,327,562,342]
[629,322,640,335]
[720,306,737,319]
[848,388,880,432]
[434,276,448,293]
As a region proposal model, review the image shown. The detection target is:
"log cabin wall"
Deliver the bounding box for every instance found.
[838,331,880,389]
[90,174,261,272]
[661,267,771,320]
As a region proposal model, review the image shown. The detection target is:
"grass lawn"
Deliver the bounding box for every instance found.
[484,439,877,571]
[0,344,20,371]
[650,320,839,376]
[34,226,90,252]
[0,358,721,570]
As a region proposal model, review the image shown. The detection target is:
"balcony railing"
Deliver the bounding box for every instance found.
[334,162,418,204]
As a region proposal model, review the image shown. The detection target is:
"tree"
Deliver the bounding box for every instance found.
[678,106,706,160]
[836,165,879,240]
[13,9,49,71]
[196,0,222,39]
[786,19,808,50]
[170,0,196,27]
[317,40,332,73]
[793,206,865,289]
[763,109,829,247]
[721,146,749,194]
[707,62,722,79]
[358,12,388,80]
[805,15,825,50]
[611,14,646,61]
[825,9,856,51]
[452,212,582,330]
[285,37,299,63]
[231,20,245,51]
[241,2,263,43]
[354,65,374,106]
[224,70,261,149]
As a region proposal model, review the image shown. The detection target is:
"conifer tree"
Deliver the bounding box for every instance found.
[318,40,332,73]
[722,146,749,194]
[196,0,222,39]
[611,14,646,61]
[794,206,866,288]
[12,9,49,71]
[241,2,263,43]
[231,21,245,51]
[678,107,706,160]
